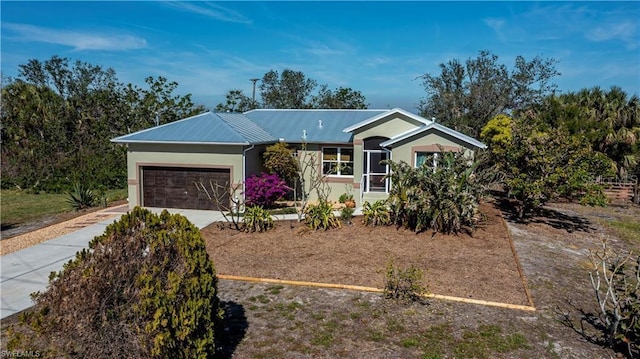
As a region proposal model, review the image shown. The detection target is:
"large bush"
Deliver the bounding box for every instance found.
[262,142,299,184]
[481,114,615,218]
[244,172,291,207]
[384,151,484,234]
[7,207,223,358]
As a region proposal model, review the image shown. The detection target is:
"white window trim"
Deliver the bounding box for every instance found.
[363,148,391,193]
[322,147,354,177]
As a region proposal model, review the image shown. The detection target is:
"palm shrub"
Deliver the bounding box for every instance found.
[304,200,341,230]
[383,150,484,234]
[242,205,274,232]
[362,200,391,226]
[422,151,483,234]
[6,207,223,358]
[66,181,97,211]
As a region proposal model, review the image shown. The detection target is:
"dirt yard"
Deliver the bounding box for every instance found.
[202,200,639,358]
[203,202,530,307]
[2,199,638,358]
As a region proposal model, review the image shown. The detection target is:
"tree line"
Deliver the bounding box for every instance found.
[214,69,368,112]
[1,51,638,200]
[1,56,205,192]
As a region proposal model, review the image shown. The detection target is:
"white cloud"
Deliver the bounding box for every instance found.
[587,21,638,49]
[2,23,147,51]
[164,2,252,24]
[484,18,505,31]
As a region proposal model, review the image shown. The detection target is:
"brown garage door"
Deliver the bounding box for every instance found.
[142,166,231,210]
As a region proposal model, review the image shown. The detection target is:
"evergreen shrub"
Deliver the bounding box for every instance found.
[7,207,223,358]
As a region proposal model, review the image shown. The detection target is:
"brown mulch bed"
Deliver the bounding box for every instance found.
[203,201,530,306]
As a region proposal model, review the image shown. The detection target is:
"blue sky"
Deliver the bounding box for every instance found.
[2,1,639,112]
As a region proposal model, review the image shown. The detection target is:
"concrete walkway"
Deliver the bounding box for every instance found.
[0,206,359,319]
[0,206,225,319]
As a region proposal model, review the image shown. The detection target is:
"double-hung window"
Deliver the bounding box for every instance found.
[322,147,354,176]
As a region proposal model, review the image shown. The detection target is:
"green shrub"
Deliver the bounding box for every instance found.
[65,181,97,211]
[579,184,609,207]
[7,207,223,358]
[304,201,341,230]
[384,151,484,234]
[338,193,354,204]
[340,205,355,223]
[383,260,427,303]
[362,200,390,226]
[243,205,275,232]
[263,142,299,184]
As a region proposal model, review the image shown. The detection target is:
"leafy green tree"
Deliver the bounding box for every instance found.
[262,142,299,184]
[222,69,368,110]
[1,56,204,192]
[312,85,369,109]
[481,115,614,218]
[259,69,318,109]
[418,50,559,138]
[0,80,70,190]
[215,89,259,113]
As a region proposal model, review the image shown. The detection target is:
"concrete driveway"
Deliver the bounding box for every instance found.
[1,206,224,319]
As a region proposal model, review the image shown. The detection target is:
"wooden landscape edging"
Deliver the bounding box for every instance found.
[499,214,537,309]
[217,274,537,312]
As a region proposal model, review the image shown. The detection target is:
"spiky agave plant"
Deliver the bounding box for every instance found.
[66,181,97,211]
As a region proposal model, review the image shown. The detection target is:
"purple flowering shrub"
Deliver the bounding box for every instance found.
[244,172,291,207]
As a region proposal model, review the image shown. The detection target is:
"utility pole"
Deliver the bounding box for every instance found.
[250,78,259,102]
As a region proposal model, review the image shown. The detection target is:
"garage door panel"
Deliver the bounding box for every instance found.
[142,167,230,210]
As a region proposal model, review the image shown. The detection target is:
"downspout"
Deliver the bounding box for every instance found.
[242,144,255,204]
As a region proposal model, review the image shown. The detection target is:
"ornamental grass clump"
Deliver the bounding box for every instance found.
[304,200,341,230]
[6,207,223,358]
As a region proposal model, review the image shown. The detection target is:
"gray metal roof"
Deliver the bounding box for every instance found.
[243,109,388,143]
[111,112,249,145]
[111,108,485,149]
[216,112,276,143]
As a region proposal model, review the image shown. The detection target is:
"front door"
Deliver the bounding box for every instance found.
[362,137,390,193]
[363,150,390,192]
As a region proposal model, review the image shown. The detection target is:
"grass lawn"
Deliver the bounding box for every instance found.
[1,188,127,230]
[605,218,640,244]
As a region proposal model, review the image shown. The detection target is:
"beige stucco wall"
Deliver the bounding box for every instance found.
[292,143,354,203]
[244,144,268,178]
[352,113,424,140]
[348,114,478,206]
[125,143,244,208]
[350,113,424,201]
[389,130,475,166]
